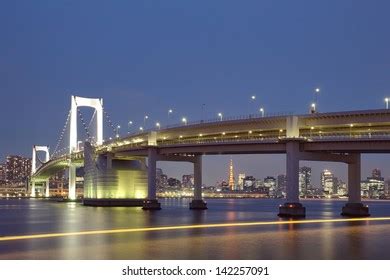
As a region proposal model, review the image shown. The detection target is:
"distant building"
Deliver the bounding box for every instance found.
[182,174,194,188]
[299,166,311,196]
[336,179,347,196]
[361,169,385,198]
[156,168,163,179]
[277,174,287,197]
[385,179,390,196]
[372,168,382,180]
[160,174,168,187]
[237,173,246,191]
[255,179,264,189]
[49,170,67,197]
[243,176,256,191]
[264,176,276,197]
[0,163,6,185]
[321,169,334,195]
[167,178,181,188]
[6,155,31,185]
[228,159,235,191]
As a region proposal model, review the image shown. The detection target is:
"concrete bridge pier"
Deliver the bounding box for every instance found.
[142,148,161,210]
[68,164,76,200]
[278,140,306,218]
[341,153,370,217]
[30,181,36,198]
[190,155,207,210]
[45,179,50,198]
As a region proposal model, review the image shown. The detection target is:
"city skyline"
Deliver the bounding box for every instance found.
[0,152,388,188]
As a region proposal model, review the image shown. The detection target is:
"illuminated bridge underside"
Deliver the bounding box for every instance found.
[33,158,83,182]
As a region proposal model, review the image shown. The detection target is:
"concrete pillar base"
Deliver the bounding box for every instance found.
[278,203,306,218]
[189,199,208,210]
[341,203,370,217]
[142,199,161,210]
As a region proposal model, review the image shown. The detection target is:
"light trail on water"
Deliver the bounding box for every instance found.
[1,216,390,242]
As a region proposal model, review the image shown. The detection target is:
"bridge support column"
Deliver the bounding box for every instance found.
[45,179,50,198]
[142,148,161,210]
[190,155,207,210]
[31,181,36,198]
[341,153,370,217]
[68,165,76,200]
[278,140,306,218]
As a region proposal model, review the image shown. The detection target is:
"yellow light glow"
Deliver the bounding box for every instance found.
[0,217,389,242]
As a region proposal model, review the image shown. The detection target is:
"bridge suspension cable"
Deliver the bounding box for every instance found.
[102,107,119,138]
[77,108,92,142]
[51,110,71,159]
[87,109,97,131]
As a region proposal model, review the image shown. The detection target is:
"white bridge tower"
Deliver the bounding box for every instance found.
[68,96,103,200]
[31,145,50,197]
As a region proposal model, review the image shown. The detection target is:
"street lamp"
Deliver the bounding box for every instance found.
[314,88,320,112]
[218,112,223,121]
[259,108,264,117]
[250,95,257,116]
[127,121,133,134]
[182,117,187,125]
[310,103,316,114]
[139,126,144,132]
[144,115,149,127]
[116,125,121,138]
[385,98,389,109]
[155,122,161,130]
[168,109,173,124]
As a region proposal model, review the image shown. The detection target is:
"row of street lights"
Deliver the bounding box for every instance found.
[311,88,389,113]
[117,95,269,137]
[116,92,389,138]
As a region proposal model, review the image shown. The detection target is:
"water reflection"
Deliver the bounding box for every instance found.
[1,198,390,259]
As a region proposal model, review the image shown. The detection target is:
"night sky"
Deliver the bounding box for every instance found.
[1,0,390,186]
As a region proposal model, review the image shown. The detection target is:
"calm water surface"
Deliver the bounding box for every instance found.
[0,198,390,259]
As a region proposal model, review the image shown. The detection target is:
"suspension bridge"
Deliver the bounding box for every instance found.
[30,95,390,217]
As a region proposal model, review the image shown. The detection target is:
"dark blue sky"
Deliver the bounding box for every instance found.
[1,0,390,186]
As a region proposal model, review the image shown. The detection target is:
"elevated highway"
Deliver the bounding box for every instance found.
[30,97,390,217]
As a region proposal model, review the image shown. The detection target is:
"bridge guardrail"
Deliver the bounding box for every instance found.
[119,111,294,138]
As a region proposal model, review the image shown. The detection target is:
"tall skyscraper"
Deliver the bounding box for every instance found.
[277,174,287,197]
[361,168,385,198]
[321,169,334,195]
[264,176,276,197]
[299,166,312,196]
[372,168,382,179]
[0,163,6,185]
[237,173,246,191]
[228,159,235,191]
